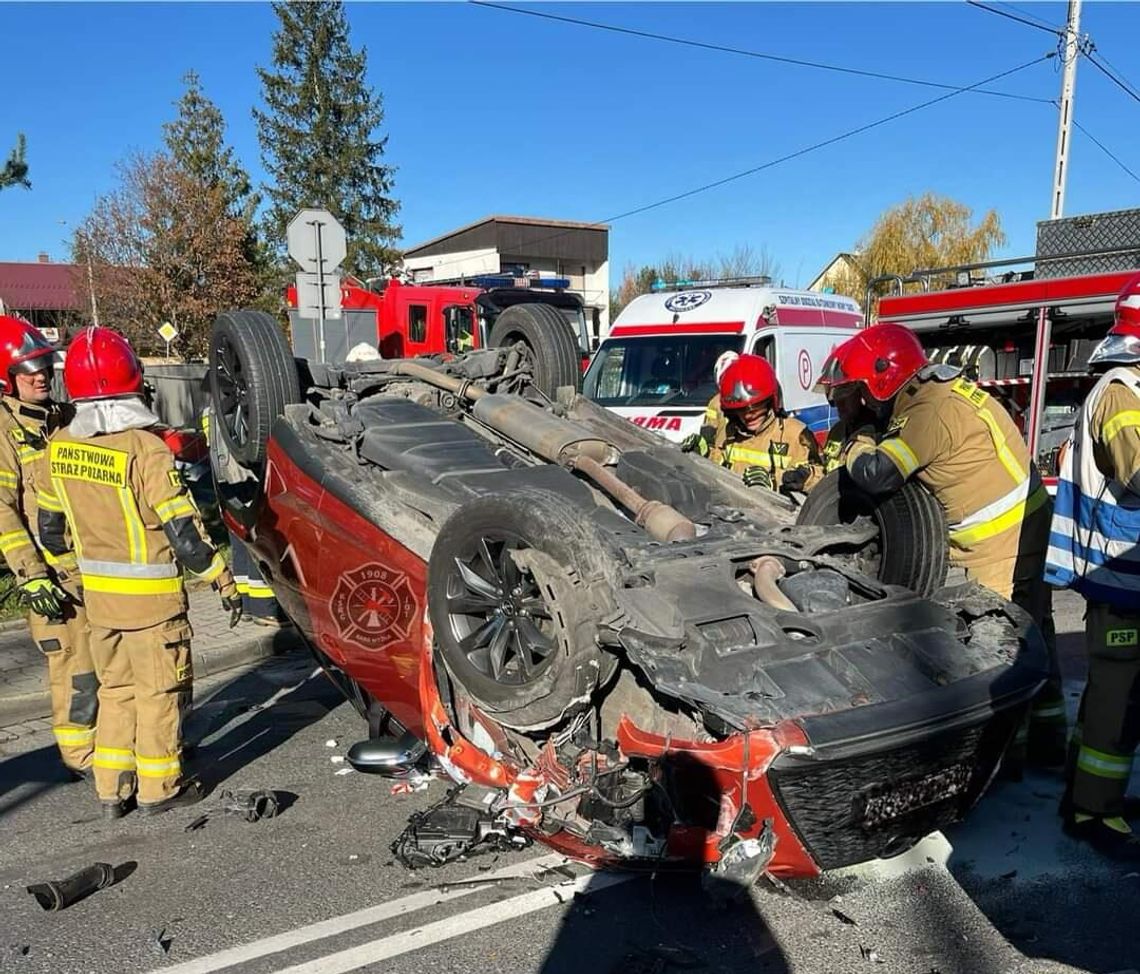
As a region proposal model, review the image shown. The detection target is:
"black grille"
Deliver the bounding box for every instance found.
[769,710,1017,870]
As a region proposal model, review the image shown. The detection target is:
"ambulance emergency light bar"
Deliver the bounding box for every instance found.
[651,275,773,292]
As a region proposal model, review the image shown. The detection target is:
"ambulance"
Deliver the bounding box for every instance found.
[582,278,864,443]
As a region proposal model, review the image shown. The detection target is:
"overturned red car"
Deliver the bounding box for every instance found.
[207,309,1046,880]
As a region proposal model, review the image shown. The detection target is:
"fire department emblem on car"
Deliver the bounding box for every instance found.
[664,290,712,313]
[330,563,417,652]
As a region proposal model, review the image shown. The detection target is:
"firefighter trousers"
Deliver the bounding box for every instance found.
[967,552,1067,764]
[1067,601,1140,819]
[230,533,284,621]
[89,616,193,805]
[29,603,96,772]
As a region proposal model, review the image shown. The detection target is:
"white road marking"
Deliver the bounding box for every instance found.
[273,870,634,974]
[148,853,576,974]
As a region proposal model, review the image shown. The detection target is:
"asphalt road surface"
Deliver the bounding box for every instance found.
[0,593,1136,974]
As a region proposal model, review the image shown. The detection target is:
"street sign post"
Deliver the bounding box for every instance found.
[287,208,347,363]
[157,320,179,358]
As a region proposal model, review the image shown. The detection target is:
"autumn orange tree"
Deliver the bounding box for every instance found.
[827,193,1006,315]
[71,74,263,358]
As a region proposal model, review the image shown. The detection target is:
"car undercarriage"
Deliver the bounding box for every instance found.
[208,310,1048,880]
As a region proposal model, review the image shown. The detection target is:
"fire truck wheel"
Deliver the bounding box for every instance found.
[795,469,948,596]
[428,488,617,732]
[488,304,582,396]
[210,310,301,469]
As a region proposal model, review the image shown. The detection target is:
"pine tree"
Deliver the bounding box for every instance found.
[254,1,400,277]
[1,134,31,191]
[164,71,257,223]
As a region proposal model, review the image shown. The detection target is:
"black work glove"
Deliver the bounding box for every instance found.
[780,465,811,494]
[20,577,66,621]
[219,595,240,628]
[742,465,774,489]
[680,433,710,456]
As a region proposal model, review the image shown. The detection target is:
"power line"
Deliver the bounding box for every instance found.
[965,0,1063,35]
[1072,117,1140,182]
[412,53,1054,271]
[996,2,1062,31]
[470,1,1051,105]
[1084,50,1140,104]
[1092,49,1140,100]
[601,54,1054,224]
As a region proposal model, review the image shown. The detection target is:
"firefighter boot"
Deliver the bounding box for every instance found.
[1063,814,1140,863]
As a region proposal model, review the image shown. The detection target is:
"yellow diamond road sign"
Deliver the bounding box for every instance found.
[158,322,179,343]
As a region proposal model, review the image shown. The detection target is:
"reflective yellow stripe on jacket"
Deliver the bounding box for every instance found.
[949,482,1049,547]
[724,444,790,470]
[1104,409,1140,442]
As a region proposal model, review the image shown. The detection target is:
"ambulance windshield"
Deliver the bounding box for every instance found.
[583,334,744,406]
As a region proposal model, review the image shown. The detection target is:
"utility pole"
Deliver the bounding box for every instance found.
[1050,0,1082,220]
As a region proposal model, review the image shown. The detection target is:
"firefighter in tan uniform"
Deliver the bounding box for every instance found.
[37,327,240,818]
[818,381,878,474]
[706,354,822,494]
[0,315,95,775]
[825,324,1066,767]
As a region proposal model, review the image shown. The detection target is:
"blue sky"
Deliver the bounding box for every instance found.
[2,2,1138,286]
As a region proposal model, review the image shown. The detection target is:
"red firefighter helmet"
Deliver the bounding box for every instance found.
[713,349,740,384]
[1089,271,1140,367]
[64,326,144,402]
[719,354,780,411]
[819,324,927,403]
[0,314,57,396]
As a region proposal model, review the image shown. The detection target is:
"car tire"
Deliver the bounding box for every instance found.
[209,310,301,470]
[488,303,581,397]
[796,468,949,596]
[427,488,616,731]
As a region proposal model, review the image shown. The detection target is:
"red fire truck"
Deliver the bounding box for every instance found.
[877,260,1137,486]
[287,273,591,392]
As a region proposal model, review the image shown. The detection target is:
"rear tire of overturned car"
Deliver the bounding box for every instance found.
[488,303,581,397]
[210,309,301,469]
[795,469,949,596]
[427,489,616,731]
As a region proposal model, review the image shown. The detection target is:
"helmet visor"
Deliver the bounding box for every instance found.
[1089,332,1140,367]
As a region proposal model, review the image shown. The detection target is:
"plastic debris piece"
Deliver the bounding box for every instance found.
[330,755,345,764]
[221,789,280,823]
[335,767,355,776]
[832,908,857,926]
[184,815,209,833]
[151,929,173,956]
[325,739,338,748]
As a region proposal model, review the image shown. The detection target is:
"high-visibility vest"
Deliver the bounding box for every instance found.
[1045,366,1140,609]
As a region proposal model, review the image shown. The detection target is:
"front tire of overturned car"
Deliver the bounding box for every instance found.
[487,303,582,397]
[795,469,949,596]
[427,489,617,732]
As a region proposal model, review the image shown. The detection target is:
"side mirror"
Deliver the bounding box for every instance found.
[444,307,460,354]
[346,733,427,778]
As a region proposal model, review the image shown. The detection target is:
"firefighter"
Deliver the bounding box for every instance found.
[0,315,95,777]
[826,323,1067,767]
[816,358,879,474]
[680,349,738,457]
[37,326,241,818]
[708,354,822,493]
[1045,272,1140,861]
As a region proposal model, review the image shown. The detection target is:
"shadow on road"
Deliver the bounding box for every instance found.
[537,871,789,974]
[0,648,339,822]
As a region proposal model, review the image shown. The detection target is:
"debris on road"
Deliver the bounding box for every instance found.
[184,814,210,833]
[221,789,280,823]
[151,928,173,956]
[26,862,115,911]
[391,786,529,869]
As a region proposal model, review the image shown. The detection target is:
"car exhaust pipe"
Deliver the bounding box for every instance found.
[749,556,798,611]
[571,456,697,543]
[471,395,614,465]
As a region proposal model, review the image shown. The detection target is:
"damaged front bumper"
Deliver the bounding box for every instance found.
[413,584,1047,879]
